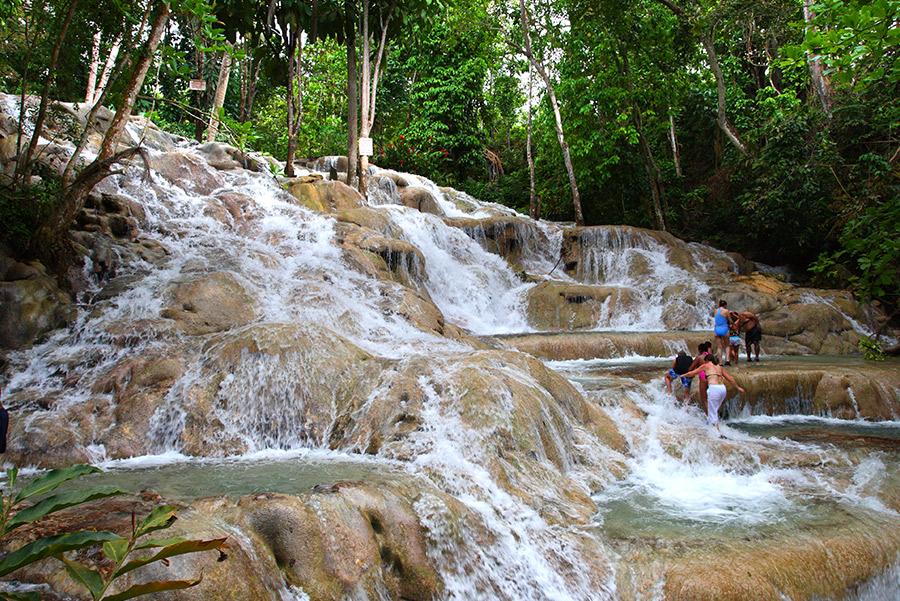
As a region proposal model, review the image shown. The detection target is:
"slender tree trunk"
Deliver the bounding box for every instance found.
[345,0,358,186]
[358,0,371,196]
[526,65,538,220]
[63,5,152,186]
[518,0,583,225]
[701,33,748,156]
[285,34,298,177]
[803,0,832,116]
[206,48,232,142]
[285,33,304,177]
[97,3,170,162]
[86,31,101,103]
[636,113,666,231]
[18,0,79,180]
[669,114,682,177]
[95,35,122,104]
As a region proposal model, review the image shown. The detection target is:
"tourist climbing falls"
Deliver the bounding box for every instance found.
[0,92,897,600]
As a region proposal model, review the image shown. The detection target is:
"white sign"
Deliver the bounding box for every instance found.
[189,79,207,91]
[358,137,374,156]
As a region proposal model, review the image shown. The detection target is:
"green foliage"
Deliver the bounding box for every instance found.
[0,465,225,601]
[858,336,887,361]
[0,178,62,253]
[811,199,900,302]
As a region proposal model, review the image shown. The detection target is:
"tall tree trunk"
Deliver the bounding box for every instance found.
[803,0,832,116]
[94,35,122,104]
[358,0,371,196]
[206,47,232,142]
[518,0,583,225]
[86,31,101,103]
[285,33,304,177]
[636,110,666,231]
[97,3,170,162]
[669,114,682,177]
[701,33,748,156]
[18,0,79,181]
[345,0,358,186]
[63,5,152,186]
[526,65,539,220]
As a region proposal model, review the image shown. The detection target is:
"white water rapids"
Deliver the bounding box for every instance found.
[1,122,898,601]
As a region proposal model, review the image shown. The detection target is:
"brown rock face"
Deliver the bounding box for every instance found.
[289,179,365,213]
[195,141,264,172]
[150,151,225,196]
[177,323,385,455]
[399,187,444,216]
[525,280,640,330]
[241,486,441,601]
[0,257,73,349]
[161,272,257,335]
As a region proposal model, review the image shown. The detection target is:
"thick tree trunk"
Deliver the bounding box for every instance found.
[206,48,232,142]
[669,114,682,177]
[18,0,79,180]
[345,0,358,186]
[803,0,832,115]
[701,33,748,156]
[526,66,539,220]
[97,3,170,162]
[518,0,583,225]
[86,31,101,103]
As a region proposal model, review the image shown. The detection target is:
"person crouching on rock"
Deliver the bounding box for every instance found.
[665,351,694,404]
[713,300,732,364]
[682,355,745,436]
[733,310,762,362]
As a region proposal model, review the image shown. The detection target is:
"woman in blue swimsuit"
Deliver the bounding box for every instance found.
[713,300,732,364]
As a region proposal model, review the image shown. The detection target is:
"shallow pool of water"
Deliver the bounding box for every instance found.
[48,453,399,502]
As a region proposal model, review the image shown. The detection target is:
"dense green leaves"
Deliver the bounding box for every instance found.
[6,486,125,532]
[0,465,226,600]
[0,531,123,577]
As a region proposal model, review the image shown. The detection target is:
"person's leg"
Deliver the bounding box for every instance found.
[699,378,708,413]
[707,384,727,434]
[0,407,8,453]
[753,341,760,362]
[665,370,674,394]
[746,338,752,362]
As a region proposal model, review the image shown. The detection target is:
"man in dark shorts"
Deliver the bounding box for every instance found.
[733,311,762,362]
[665,351,695,403]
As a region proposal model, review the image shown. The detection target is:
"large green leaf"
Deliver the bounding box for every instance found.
[60,555,105,600]
[6,486,125,531]
[101,578,202,601]
[115,538,226,577]
[0,530,122,577]
[14,465,101,503]
[133,536,186,550]
[133,505,179,538]
[102,538,130,565]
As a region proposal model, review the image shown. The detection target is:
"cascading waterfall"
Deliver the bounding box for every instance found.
[569,226,729,331]
[2,102,898,601]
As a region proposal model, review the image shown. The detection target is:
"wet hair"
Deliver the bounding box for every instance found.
[709,354,719,365]
[698,341,711,353]
[719,300,728,307]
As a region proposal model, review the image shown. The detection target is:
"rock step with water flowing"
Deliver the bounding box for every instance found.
[1,96,899,600]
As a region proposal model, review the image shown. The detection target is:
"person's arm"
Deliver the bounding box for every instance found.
[682,363,708,378]
[720,368,745,393]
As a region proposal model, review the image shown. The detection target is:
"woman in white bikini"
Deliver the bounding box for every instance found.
[682,356,745,435]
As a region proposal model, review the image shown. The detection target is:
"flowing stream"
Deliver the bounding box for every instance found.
[1,127,898,600]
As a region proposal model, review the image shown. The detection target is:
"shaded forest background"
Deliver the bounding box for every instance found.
[0,0,897,306]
